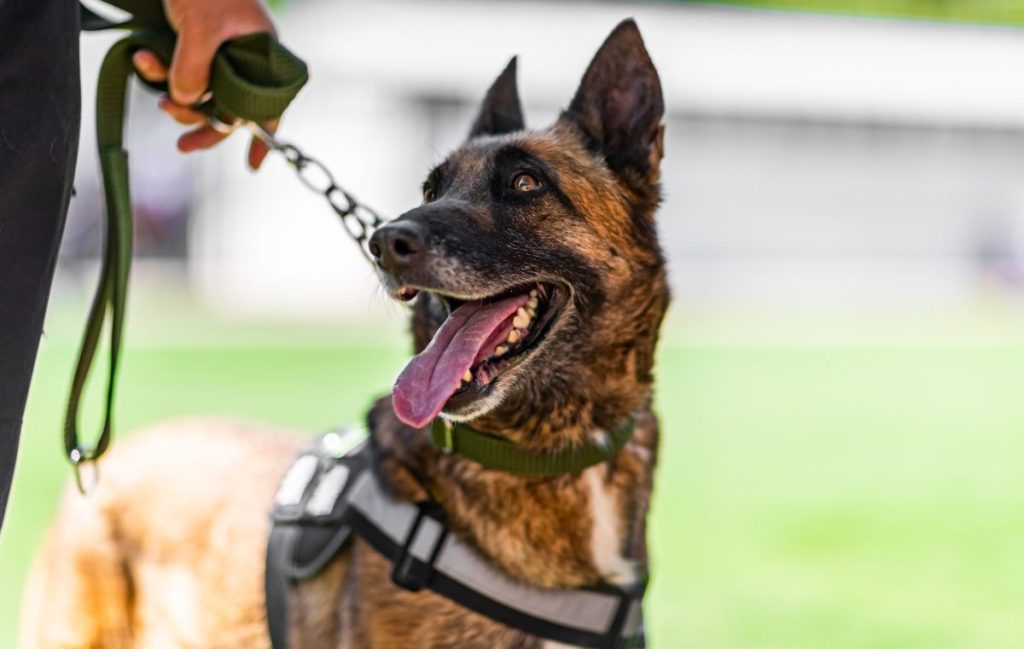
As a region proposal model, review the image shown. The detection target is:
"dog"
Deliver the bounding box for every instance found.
[20,19,668,649]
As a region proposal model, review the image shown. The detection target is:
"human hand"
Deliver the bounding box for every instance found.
[131,0,279,169]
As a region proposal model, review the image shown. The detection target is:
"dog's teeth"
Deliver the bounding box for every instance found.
[494,345,508,357]
[530,288,539,298]
[463,369,473,383]
[507,329,521,344]
[513,308,530,329]
[527,296,539,310]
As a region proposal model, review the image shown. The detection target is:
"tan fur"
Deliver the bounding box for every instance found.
[22,421,306,649]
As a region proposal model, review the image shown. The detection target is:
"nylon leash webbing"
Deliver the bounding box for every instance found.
[66,1,308,492]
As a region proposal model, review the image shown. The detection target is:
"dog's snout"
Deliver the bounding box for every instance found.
[369,221,427,271]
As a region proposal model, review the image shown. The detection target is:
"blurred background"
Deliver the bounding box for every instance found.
[3,0,1024,646]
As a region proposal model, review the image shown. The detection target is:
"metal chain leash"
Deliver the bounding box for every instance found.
[214,119,387,263]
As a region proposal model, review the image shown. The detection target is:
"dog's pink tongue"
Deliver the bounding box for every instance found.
[392,293,528,428]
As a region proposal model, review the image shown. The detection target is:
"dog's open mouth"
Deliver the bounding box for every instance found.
[391,282,566,428]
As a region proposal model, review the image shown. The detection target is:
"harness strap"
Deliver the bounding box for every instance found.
[264,524,300,649]
[266,434,646,649]
[343,471,646,648]
[66,1,308,482]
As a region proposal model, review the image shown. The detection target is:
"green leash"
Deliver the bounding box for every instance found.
[66,1,308,492]
[430,417,635,476]
[69,1,632,489]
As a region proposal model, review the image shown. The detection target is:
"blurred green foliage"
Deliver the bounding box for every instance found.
[694,0,1024,26]
[3,304,1024,646]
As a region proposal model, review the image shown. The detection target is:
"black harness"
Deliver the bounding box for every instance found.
[265,427,647,649]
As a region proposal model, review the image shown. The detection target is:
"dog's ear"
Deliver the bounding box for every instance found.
[562,19,665,187]
[468,57,525,139]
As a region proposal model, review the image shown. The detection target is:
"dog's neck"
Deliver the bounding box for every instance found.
[384,276,667,588]
[461,382,630,454]
[368,397,659,589]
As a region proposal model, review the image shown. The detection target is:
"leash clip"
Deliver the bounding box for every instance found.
[244,121,282,150]
[68,446,100,496]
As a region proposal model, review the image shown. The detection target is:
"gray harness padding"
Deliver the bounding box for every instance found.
[265,427,646,649]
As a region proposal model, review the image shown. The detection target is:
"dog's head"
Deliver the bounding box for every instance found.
[370,20,669,437]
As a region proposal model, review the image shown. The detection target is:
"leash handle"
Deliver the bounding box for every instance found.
[64,36,140,493]
[66,1,310,492]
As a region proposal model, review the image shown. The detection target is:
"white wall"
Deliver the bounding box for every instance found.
[75,1,1024,319]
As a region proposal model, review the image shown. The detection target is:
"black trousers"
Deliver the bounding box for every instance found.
[0,0,81,530]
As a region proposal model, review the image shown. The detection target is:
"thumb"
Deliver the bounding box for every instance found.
[169,25,220,106]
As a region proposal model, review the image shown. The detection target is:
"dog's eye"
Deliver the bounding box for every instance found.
[512,172,542,193]
[423,187,436,203]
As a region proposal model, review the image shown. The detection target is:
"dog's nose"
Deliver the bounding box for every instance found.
[369,221,427,271]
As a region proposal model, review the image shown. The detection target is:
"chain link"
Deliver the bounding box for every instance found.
[246,122,386,263]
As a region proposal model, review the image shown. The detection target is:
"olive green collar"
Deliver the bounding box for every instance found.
[430,416,635,476]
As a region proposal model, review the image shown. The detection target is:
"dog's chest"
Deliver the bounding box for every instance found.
[583,464,635,586]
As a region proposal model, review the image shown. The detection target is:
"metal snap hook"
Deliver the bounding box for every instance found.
[69,447,100,496]
[244,121,284,152]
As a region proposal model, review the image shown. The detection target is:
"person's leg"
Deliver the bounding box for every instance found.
[0,0,81,529]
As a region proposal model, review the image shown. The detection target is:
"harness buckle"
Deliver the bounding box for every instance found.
[391,502,447,592]
[607,575,649,649]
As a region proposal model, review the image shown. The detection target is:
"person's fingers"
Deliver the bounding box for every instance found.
[247,119,279,170]
[158,2,281,164]
[248,137,270,171]
[132,50,169,83]
[177,125,230,153]
[157,97,207,126]
[168,25,220,106]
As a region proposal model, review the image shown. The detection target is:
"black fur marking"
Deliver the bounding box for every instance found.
[423,161,452,201]
[489,145,579,217]
[468,57,525,139]
[561,19,664,190]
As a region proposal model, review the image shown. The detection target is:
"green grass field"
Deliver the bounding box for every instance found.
[699,0,1024,26]
[3,304,1024,647]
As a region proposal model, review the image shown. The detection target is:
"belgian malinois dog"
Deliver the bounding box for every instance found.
[21,19,668,649]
